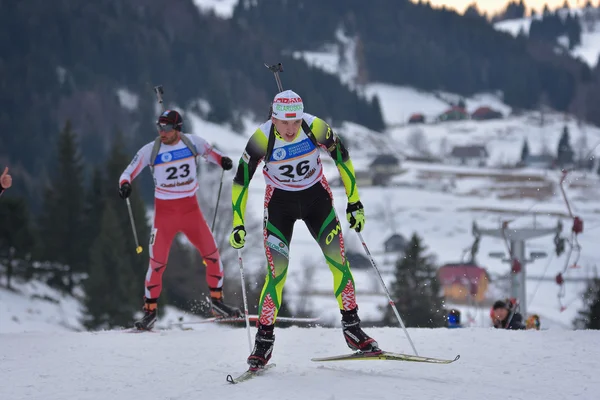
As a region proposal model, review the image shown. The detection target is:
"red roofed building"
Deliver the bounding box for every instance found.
[438,263,489,303]
[471,106,503,121]
[408,113,425,124]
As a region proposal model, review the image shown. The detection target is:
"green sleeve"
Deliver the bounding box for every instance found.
[232,128,268,227]
[311,117,360,203]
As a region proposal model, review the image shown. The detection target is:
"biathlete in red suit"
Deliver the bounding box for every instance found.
[119,110,241,330]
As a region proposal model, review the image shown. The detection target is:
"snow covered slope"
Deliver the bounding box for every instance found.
[0,277,204,334]
[1,326,598,400]
[0,279,83,333]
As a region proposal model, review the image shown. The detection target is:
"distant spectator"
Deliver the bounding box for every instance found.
[490,299,526,330]
[0,167,12,195]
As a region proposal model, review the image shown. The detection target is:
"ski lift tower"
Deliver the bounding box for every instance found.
[473,219,562,318]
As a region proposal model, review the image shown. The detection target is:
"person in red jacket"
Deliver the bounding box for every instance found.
[119,110,241,330]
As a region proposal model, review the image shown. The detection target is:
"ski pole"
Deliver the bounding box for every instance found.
[265,62,284,92]
[504,298,520,329]
[126,198,143,254]
[237,249,253,353]
[265,63,284,118]
[211,169,225,232]
[356,231,419,356]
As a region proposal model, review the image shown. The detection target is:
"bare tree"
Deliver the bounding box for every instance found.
[439,137,450,159]
[539,132,552,156]
[371,197,402,233]
[407,128,430,156]
[575,128,589,167]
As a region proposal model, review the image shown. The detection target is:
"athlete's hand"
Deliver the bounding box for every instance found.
[119,182,132,199]
[346,201,365,232]
[230,225,246,249]
[221,156,233,171]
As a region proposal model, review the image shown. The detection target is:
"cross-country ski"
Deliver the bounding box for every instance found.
[226,364,277,384]
[311,351,460,364]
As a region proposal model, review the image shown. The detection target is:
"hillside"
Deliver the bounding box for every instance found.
[494,9,600,68]
[0,0,383,209]
[6,0,600,210]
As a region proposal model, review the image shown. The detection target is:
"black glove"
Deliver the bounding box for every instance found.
[221,156,233,171]
[119,182,132,199]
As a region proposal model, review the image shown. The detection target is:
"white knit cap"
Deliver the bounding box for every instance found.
[271,90,304,120]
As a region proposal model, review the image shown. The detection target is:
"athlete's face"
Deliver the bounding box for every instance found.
[272,117,302,142]
[157,124,180,145]
[491,308,508,325]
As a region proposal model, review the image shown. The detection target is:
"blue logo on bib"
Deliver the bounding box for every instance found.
[273,148,287,161]
[154,147,195,165]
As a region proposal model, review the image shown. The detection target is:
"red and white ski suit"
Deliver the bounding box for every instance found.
[120,133,226,300]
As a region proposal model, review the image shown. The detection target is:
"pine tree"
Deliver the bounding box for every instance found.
[0,197,36,289]
[104,133,151,287]
[82,201,138,330]
[382,233,445,328]
[573,278,600,329]
[520,138,530,163]
[38,120,87,293]
[369,95,386,132]
[557,125,575,167]
[82,167,105,259]
[566,14,582,50]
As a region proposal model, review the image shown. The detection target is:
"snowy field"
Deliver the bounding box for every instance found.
[1,325,599,400]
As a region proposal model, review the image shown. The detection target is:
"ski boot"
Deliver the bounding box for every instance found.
[247,324,275,370]
[134,298,158,330]
[341,307,380,352]
[210,288,242,318]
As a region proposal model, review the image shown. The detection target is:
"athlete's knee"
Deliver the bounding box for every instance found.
[321,220,343,247]
[265,233,290,260]
[145,258,166,298]
[202,248,221,265]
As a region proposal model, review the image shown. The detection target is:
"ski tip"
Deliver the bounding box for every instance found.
[226,363,276,384]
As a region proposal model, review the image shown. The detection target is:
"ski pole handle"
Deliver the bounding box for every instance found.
[264,63,284,92]
[126,198,143,254]
[154,85,165,112]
